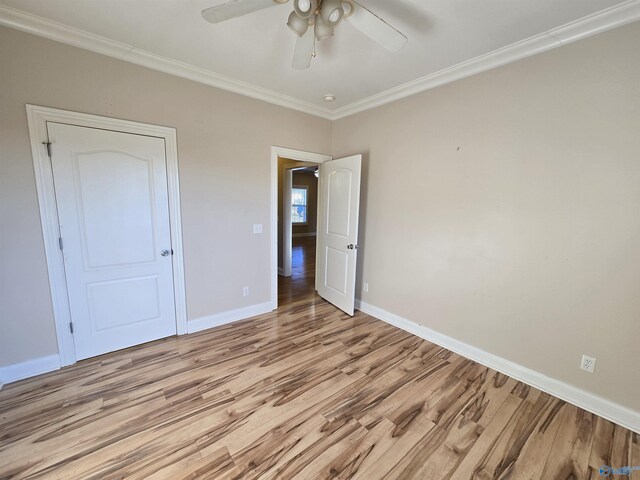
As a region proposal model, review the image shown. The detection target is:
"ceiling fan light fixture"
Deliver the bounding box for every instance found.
[314,15,334,40]
[340,0,353,17]
[287,11,309,37]
[321,0,344,25]
[293,0,316,19]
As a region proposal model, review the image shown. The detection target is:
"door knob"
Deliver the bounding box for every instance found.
[347,244,359,250]
[161,249,170,257]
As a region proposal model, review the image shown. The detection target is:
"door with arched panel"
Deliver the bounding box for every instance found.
[316,155,362,315]
[48,122,177,360]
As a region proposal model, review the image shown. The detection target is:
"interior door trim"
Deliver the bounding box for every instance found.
[26,104,187,367]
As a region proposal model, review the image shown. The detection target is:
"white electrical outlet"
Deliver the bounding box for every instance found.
[253,224,263,234]
[243,287,250,297]
[580,354,596,373]
[363,283,369,293]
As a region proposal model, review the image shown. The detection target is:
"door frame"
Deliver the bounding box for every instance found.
[26,104,188,367]
[282,168,294,277]
[270,146,331,310]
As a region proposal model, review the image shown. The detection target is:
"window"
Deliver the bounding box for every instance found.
[291,186,308,224]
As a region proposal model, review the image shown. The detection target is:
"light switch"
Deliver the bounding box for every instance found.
[253,224,263,234]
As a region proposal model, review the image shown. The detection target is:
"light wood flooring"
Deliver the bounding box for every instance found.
[0,238,638,479]
[278,236,316,306]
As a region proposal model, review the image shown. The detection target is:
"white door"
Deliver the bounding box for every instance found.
[316,155,362,315]
[48,122,177,360]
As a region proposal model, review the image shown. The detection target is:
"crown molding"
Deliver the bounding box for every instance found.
[0,4,334,120]
[1,2,639,121]
[332,0,640,119]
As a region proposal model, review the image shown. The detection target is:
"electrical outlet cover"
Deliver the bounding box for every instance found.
[580,354,596,373]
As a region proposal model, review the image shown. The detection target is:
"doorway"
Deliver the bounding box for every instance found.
[270,147,331,310]
[279,162,319,305]
[270,147,363,315]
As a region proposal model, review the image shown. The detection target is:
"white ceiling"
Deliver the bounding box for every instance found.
[0,0,637,117]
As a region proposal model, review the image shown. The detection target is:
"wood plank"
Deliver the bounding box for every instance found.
[631,434,640,480]
[541,403,596,480]
[451,392,564,479]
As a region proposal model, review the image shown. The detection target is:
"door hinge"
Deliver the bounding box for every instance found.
[42,141,52,158]
[69,322,74,334]
[58,237,64,251]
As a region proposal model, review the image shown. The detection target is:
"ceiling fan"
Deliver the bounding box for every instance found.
[202,0,408,69]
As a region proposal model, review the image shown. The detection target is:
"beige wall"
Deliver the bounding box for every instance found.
[333,21,640,411]
[0,26,331,367]
[292,171,318,236]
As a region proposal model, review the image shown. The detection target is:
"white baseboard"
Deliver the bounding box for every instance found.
[0,354,61,386]
[278,267,285,276]
[188,301,274,334]
[0,302,273,386]
[292,232,317,238]
[355,299,639,434]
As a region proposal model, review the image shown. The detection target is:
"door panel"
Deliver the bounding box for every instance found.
[48,122,176,360]
[325,246,349,294]
[87,276,161,331]
[317,155,362,315]
[74,150,157,268]
[327,169,352,235]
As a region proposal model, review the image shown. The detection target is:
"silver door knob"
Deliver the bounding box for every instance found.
[161,249,170,257]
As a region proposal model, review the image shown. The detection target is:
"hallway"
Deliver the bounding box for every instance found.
[278,236,316,306]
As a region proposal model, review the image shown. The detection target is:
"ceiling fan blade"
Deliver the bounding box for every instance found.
[292,28,314,70]
[348,1,407,52]
[202,0,280,24]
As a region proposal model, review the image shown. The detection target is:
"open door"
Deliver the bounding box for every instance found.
[316,155,362,315]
